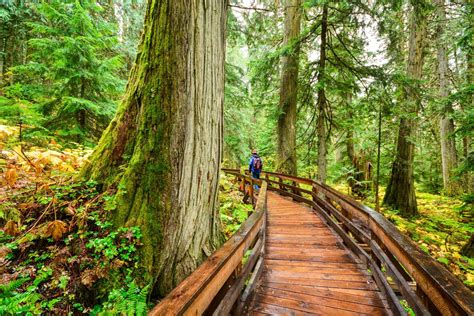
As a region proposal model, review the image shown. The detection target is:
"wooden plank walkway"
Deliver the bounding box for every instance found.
[248,192,392,315]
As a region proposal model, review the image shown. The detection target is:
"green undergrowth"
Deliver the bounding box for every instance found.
[0,134,150,315]
[219,173,253,239]
[333,183,473,289]
[0,179,149,315]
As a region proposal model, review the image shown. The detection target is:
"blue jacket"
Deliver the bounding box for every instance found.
[249,154,263,173]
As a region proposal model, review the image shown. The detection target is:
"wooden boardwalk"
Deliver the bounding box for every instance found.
[151,171,474,315]
[248,192,391,315]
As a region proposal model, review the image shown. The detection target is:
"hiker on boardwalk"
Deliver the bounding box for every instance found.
[249,149,263,180]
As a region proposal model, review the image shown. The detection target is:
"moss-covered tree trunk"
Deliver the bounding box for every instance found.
[276,0,301,175]
[81,0,227,295]
[435,0,461,196]
[346,94,369,196]
[383,4,427,217]
[463,0,473,194]
[316,3,328,183]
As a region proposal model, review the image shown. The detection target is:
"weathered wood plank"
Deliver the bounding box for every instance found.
[252,293,368,315]
[245,192,391,314]
[250,302,312,315]
[261,275,379,290]
[264,268,370,282]
[258,285,389,314]
[263,282,386,305]
[212,170,473,315]
[263,259,365,270]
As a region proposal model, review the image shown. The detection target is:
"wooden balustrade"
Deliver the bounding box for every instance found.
[149,179,267,315]
[149,168,473,315]
[242,169,473,316]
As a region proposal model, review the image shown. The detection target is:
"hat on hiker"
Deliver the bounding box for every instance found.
[252,149,257,154]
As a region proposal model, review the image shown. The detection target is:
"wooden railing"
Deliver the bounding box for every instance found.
[149,174,267,315]
[229,168,472,316]
[149,169,473,315]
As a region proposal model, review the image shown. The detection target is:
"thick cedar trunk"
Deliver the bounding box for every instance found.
[436,0,461,196]
[276,0,301,175]
[383,5,426,216]
[0,36,4,85]
[463,0,473,193]
[81,0,226,295]
[3,33,12,84]
[346,94,369,196]
[316,4,328,183]
[461,235,474,258]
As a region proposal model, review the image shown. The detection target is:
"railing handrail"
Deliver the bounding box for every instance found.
[314,180,473,315]
[246,168,473,315]
[148,168,473,315]
[149,177,267,315]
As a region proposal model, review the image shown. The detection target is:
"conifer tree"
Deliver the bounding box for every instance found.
[81,0,227,294]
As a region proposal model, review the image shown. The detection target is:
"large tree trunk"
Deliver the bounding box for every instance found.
[383,4,427,217]
[316,4,328,183]
[463,0,473,193]
[276,0,301,175]
[436,0,461,196]
[0,36,5,86]
[81,0,227,296]
[345,94,369,196]
[461,235,474,258]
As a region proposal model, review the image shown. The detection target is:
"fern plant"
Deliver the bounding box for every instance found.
[0,268,53,315]
[91,281,149,316]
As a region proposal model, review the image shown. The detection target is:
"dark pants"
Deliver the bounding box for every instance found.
[252,171,261,190]
[252,171,261,179]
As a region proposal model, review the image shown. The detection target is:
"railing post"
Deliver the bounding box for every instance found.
[292,181,301,196]
[278,176,284,191]
[249,179,254,205]
[416,285,439,314]
[312,184,317,199]
[370,232,381,270]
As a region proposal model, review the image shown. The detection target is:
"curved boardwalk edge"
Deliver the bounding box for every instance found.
[149,169,474,316]
[247,192,392,315]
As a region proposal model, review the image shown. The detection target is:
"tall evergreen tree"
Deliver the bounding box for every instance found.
[0,0,39,85]
[384,1,429,216]
[316,3,328,183]
[276,0,301,175]
[81,0,227,295]
[435,0,461,196]
[3,1,124,142]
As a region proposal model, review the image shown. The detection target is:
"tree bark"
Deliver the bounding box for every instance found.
[463,0,473,193]
[383,4,427,217]
[435,0,461,196]
[461,235,474,258]
[345,94,369,196]
[81,0,227,296]
[316,4,328,183]
[276,0,301,175]
[0,36,5,86]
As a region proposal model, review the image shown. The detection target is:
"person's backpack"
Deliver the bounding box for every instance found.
[253,156,262,171]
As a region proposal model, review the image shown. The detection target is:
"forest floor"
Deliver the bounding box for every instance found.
[0,125,149,314]
[219,174,253,239]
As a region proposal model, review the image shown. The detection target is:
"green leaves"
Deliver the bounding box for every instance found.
[2,0,125,144]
